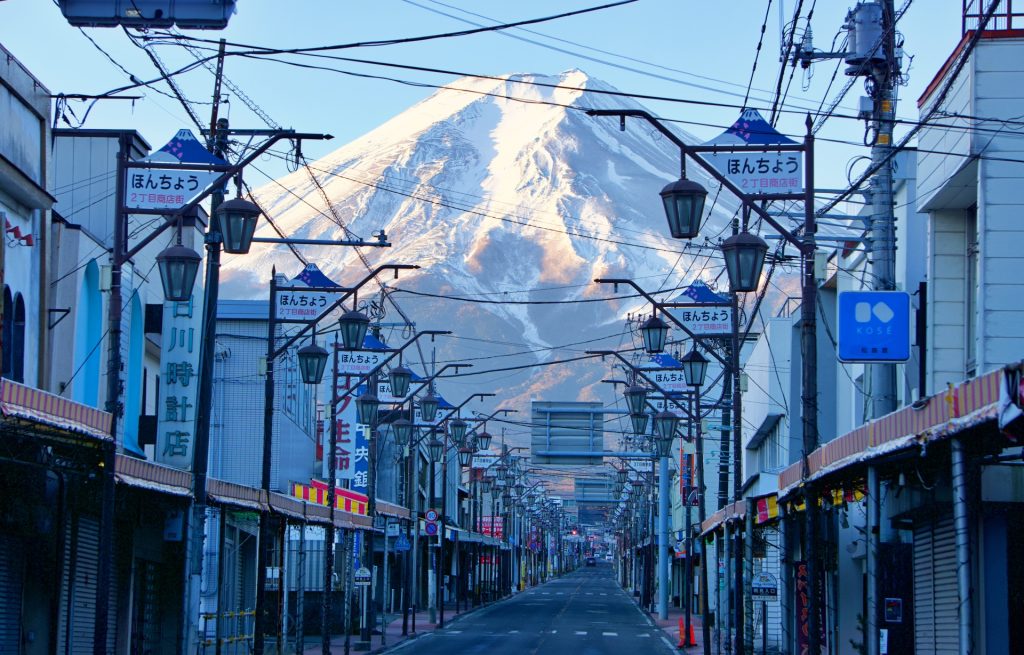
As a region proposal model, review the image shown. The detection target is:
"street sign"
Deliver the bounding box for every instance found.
[395,534,411,552]
[837,291,911,362]
[125,129,226,211]
[703,109,803,195]
[275,288,335,321]
[424,522,438,537]
[425,509,439,522]
[337,333,389,375]
[386,522,400,537]
[752,572,778,597]
[354,566,372,586]
[639,353,688,393]
[665,280,733,336]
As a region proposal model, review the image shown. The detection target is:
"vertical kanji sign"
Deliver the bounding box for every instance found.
[156,294,203,470]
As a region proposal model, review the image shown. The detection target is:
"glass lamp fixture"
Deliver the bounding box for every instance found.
[624,384,648,415]
[630,413,649,437]
[355,390,379,425]
[391,417,413,446]
[156,244,201,302]
[458,447,473,468]
[296,341,329,385]
[476,430,493,451]
[640,314,669,354]
[388,364,413,399]
[216,197,261,255]
[680,347,709,387]
[660,176,708,239]
[721,230,769,293]
[338,310,369,351]
[449,418,469,446]
[418,390,439,423]
[653,410,681,441]
[428,436,444,463]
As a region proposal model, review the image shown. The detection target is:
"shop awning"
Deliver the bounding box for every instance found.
[777,367,1004,497]
[114,454,191,496]
[0,378,112,441]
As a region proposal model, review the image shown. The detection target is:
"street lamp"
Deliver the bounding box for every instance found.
[660,176,708,239]
[215,196,261,254]
[680,347,709,388]
[721,230,769,293]
[428,435,445,464]
[338,309,370,350]
[624,383,648,415]
[653,409,681,440]
[392,417,414,446]
[449,418,469,446]
[356,389,380,426]
[476,430,493,451]
[156,243,201,302]
[629,413,649,436]
[458,448,473,468]
[296,341,328,385]
[419,389,439,423]
[389,364,413,399]
[640,314,669,354]
[616,467,629,485]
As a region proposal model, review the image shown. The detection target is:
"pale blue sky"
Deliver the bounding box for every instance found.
[4,0,960,190]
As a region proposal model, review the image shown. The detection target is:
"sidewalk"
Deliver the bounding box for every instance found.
[643,603,708,653]
[300,598,498,655]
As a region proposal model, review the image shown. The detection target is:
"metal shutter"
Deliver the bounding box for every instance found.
[914,517,958,655]
[58,516,117,655]
[0,535,24,654]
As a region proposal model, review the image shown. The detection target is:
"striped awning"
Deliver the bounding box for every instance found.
[0,378,112,441]
[777,367,1003,495]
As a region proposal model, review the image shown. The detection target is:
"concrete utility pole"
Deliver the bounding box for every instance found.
[869,0,900,418]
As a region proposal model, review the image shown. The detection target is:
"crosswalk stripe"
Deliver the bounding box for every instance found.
[575,631,587,635]
[602,632,618,637]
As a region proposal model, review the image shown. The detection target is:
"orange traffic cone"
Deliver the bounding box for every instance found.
[677,618,696,648]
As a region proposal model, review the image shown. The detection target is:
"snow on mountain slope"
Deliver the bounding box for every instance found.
[220,70,741,432]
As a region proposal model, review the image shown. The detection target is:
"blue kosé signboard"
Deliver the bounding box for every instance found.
[837,291,911,363]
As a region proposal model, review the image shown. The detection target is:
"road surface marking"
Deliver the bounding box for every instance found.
[602,632,618,637]
[575,631,587,635]
[637,633,650,638]
[508,630,519,634]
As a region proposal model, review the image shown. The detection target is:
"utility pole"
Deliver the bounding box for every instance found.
[869,0,900,418]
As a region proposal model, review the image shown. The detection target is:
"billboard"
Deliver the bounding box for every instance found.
[530,401,605,465]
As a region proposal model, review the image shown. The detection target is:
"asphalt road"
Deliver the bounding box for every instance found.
[394,562,677,655]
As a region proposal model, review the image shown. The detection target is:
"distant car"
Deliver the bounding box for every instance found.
[585,557,597,567]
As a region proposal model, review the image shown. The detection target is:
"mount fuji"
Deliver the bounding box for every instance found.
[220,70,743,437]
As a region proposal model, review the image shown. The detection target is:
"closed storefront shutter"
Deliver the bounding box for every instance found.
[58,516,117,655]
[0,535,24,654]
[914,517,958,655]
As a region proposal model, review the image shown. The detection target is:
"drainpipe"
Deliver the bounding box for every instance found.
[867,466,880,655]
[951,438,973,654]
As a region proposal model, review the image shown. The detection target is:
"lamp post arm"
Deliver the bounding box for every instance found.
[586,109,806,249]
[435,393,498,426]
[331,330,451,411]
[120,131,333,261]
[587,350,696,422]
[375,364,475,427]
[594,278,729,368]
[270,264,420,360]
